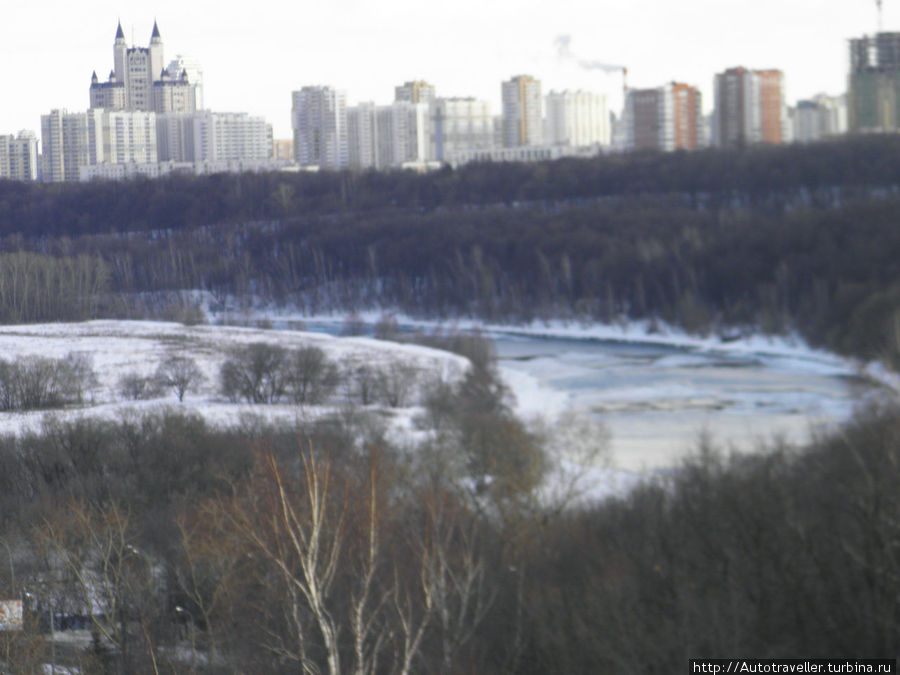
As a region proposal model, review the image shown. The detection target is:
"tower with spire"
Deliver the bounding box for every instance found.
[90,20,196,114]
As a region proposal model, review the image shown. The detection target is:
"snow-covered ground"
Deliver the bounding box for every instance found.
[0,320,468,438]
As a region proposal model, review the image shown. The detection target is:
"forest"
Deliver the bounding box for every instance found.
[0,138,899,671]
[0,347,898,673]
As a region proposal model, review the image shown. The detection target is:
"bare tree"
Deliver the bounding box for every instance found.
[219,343,286,404]
[220,447,344,674]
[377,361,420,408]
[155,355,204,403]
[117,372,165,401]
[38,501,162,674]
[285,346,340,406]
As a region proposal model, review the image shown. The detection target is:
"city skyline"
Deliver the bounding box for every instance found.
[1,0,895,139]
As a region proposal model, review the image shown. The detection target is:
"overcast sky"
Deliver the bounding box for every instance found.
[1,0,892,139]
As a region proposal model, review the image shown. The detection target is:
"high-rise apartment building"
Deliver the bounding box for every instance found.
[430,98,494,161]
[152,69,197,114]
[0,131,38,181]
[291,87,349,170]
[156,112,272,163]
[41,110,86,183]
[624,87,673,151]
[793,94,847,143]
[501,75,543,147]
[848,32,900,132]
[671,83,703,151]
[394,81,436,104]
[623,82,703,152]
[347,102,380,170]
[367,102,432,168]
[41,108,159,182]
[90,21,197,114]
[712,67,787,147]
[545,90,610,148]
[166,55,205,110]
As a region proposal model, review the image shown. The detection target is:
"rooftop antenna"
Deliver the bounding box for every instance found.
[877,0,884,32]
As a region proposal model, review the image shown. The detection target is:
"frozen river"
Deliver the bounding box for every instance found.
[492,331,869,472]
[284,317,872,474]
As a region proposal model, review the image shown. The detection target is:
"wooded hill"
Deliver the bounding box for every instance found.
[2,136,900,361]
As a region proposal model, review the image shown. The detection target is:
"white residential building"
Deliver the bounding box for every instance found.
[347,102,379,170]
[0,131,38,181]
[385,101,431,166]
[41,110,90,183]
[166,55,205,110]
[445,143,601,168]
[156,111,272,163]
[41,108,158,182]
[545,90,610,147]
[430,98,494,162]
[793,94,847,143]
[291,86,348,171]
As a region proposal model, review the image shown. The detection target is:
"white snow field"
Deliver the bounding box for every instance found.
[0,320,468,438]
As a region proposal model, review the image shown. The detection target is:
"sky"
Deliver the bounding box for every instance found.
[1,0,893,139]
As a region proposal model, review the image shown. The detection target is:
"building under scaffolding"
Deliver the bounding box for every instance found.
[848,32,900,132]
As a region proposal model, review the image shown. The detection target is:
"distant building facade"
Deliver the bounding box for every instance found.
[0,131,38,181]
[623,82,701,152]
[347,102,380,170]
[848,32,900,132]
[712,67,787,147]
[41,108,158,182]
[624,86,673,151]
[90,21,198,115]
[394,80,436,104]
[156,111,272,163]
[371,102,431,168]
[544,90,610,147]
[445,143,600,168]
[501,75,543,147]
[793,94,847,143]
[430,97,494,162]
[291,86,349,170]
[166,55,204,110]
[671,83,704,150]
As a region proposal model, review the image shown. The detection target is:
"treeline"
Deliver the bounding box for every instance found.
[2,139,900,361]
[18,190,899,362]
[0,251,108,323]
[513,402,900,671]
[1,136,900,236]
[1,376,899,671]
[0,352,546,673]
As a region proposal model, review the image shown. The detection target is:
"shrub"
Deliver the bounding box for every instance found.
[283,346,340,405]
[118,372,165,401]
[0,353,98,411]
[219,342,287,404]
